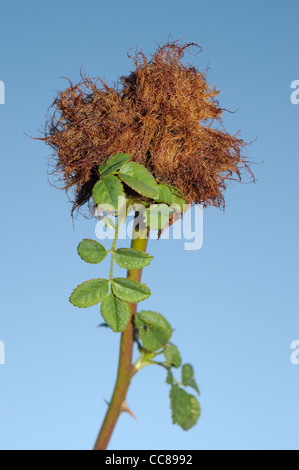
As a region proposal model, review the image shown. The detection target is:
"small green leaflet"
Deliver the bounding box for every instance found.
[98,161,107,174]
[170,385,201,431]
[100,293,130,332]
[69,279,109,308]
[104,217,116,230]
[168,185,186,212]
[146,204,173,230]
[115,248,153,270]
[156,184,173,205]
[134,311,172,352]
[172,195,186,212]
[99,153,131,177]
[164,344,182,368]
[92,175,124,210]
[77,239,107,264]
[112,278,151,303]
[166,370,174,386]
[181,364,200,395]
[118,162,158,199]
[169,185,184,198]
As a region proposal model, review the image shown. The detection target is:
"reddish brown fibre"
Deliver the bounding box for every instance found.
[38,41,254,214]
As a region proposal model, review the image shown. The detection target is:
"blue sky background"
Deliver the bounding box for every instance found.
[0,0,298,450]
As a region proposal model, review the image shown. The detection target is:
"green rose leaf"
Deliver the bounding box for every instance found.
[100,293,130,332]
[156,184,173,205]
[115,248,153,270]
[77,239,107,264]
[172,195,186,212]
[99,153,131,176]
[98,161,107,173]
[146,204,173,230]
[134,311,172,352]
[92,175,124,211]
[169,185,184,198]
[168,185,186,212]
[69,279,109,308]
[164,344,182,368]
[181,364,200,395]
[118,162,158,199]
[104,217,116,230]
[166,369,174,386]
[112,278,151,303]
[170,385,201,431]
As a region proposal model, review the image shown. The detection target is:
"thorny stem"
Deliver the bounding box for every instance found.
[93,223,149,451]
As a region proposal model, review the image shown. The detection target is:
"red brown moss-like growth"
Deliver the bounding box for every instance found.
[39,41,254,214]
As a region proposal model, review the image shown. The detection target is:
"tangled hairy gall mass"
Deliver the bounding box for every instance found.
[39,41,254,214]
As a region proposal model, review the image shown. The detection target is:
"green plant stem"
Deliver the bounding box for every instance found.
[93,227,149,451]
[109,218,120,281]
